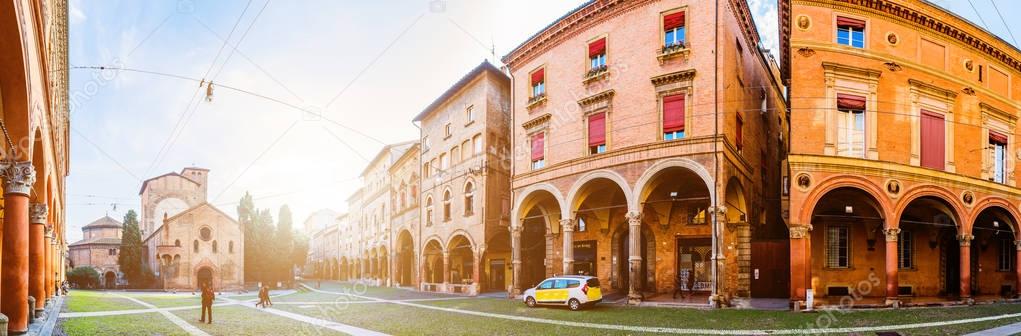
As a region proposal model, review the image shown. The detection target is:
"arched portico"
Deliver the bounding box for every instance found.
[511,185,565,294]
[422,238,444,291]
[446,233,476,294]
[894,192,966,302]
[396,230,415,287]
[565,171,637,301]
[970,201,1020,298]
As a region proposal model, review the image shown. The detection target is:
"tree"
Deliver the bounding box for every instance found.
[67,267,100,289]
[291,232,310,273]
[237,193,257,281]
[253,208,275,283]
[117,210,144,287]
[274,205,295,284]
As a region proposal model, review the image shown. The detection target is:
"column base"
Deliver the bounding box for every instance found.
[961,297,975,305]
[626,293,643,305]
[885,298,901,308]
[709,294,722,308]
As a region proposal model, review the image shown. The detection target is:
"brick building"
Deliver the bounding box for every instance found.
[68,216,124,288]
[389,143,421,287]
[503,0,788,306]
[413,61,512,295]
[780,0,1021,307]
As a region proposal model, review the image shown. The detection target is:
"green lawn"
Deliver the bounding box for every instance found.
[64,290,146,313]
[57,313,185,336]
[169,305,347,336]
[302,281,461,300]
[123,294,204,308]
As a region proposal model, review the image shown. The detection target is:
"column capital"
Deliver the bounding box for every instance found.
[625,211,642,225]
[883,228,901,242]
[789,224,812,239]
[2,161,35,196]
[560,218,574,232]
[509,225,523,234]
[1014,240,1021,251]
[958,234,974,246]
[29,203,48,224]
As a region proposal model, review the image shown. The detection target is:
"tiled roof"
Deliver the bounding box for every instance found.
[69,237,121,247]
[83,216,123,229]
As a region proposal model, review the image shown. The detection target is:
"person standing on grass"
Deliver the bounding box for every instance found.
[256,285,271,308]
[200,284,215,324]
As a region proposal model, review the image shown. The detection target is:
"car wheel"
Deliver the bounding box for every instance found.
[568,298,581,311]
[525,296,537,307]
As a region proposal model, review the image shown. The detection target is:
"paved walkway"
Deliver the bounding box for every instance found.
[965,321,1021,336]
[302,284,1021,335]
[116,294,212,336]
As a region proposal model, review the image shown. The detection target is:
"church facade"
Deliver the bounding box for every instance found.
[140,168,244,290]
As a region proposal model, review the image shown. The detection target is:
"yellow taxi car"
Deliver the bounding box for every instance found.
[522,275,602,311]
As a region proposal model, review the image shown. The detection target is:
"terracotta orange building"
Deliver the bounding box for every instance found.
[0,0,71,333]
[780,0,1021,308]
[504,0,788,306]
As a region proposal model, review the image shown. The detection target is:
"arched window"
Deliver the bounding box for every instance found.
[425,196,434,226]
[174,239,181,247]
[463,181,475,216]
[212,240,218,253]
[442,189,452,222]
[193,240,199,253]
[400,190,407,209]
[229,241,234,253]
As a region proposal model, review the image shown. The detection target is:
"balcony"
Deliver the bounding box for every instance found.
[657,42,690,64]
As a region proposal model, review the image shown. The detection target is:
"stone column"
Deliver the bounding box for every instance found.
[1,162,36,334]
[442,251,450,292]
[29,203,48,316]
[561,218,574,276]
[959,234,974,303]
[472,245,483,296]
[510,225,522,295]
[788,225,812,306]
[626,211,642,305]
[44,229,53,301]
[883,227,900,306]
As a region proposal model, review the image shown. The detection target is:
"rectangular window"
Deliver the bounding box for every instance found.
[578,216,587,232]
[461,140,470,161]
[466,105,475,123]
[920,110,945,170]
[991,131,1008,183]
[663,11,686,48]
[589,38,607,70]
[663,94,685,140]
[440,153,449,170]
[424,163,431,177]
[836,17,865,48]
[531,132,545,170]
[836,93,866,158]
[898,230,913,269]
[588,112,607,154]
[423,136,430,151]
[530,68,545,98]
[1000,239,1015,271]
[736,113,744,151]
[445,123,452,138]
[826,225,850,268]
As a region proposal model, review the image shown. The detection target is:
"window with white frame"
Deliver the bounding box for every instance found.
[990,131,1008,183]
[473,134,483,154]
[836,93,866,158]
[826,225,849,268]
[531,132,545,170]
[836,16,865,48]
[466,105,475,123]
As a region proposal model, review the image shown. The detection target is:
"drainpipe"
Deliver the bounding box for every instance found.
[412,120,423,290]
[710,0,721,308]
[503,64,518,296]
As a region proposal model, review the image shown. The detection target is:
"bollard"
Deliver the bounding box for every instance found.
[26,296,35,324]
[0,313,8,336]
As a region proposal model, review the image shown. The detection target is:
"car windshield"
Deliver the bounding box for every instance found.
[586,278,601,288]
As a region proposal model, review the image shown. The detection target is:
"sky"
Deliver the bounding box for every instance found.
[66,0,1020,243]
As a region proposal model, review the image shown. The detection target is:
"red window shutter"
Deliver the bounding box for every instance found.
[836,93,866,110]
[588,113,606,147]
[663,94,685,133]
[531,68,544,85]
[991,131,1008,145]
[588,38,606,58]
[836,16,866,29]
[664,12,685,30]
[531,133,545,161]
[920,110,945,170]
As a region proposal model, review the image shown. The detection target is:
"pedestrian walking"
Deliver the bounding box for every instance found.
[199,285,215,324]
[255,285,271,308]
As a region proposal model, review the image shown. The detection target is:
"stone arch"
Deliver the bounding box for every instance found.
[567,169,635,214]
[510,182,567,229]
[445,229,476,252]
[724,176,748,223]
[893,185,967,233]
[633,158,715,210]
[447,233,475,286]
[799,175,891,228]
[970,197,1021,239]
